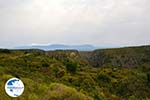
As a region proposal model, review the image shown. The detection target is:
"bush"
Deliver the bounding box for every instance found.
[41,83,93,100]
[97,73,111,83]
[64,62,77,74]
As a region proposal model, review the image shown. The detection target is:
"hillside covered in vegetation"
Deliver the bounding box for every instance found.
[0,45,150,100]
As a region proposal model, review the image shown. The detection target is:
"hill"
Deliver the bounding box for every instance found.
[0,45,150,100]
[80,45,150,67]
[15,44,97,51]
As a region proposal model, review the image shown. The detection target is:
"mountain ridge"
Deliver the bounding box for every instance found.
[11,45,150,68]
[14,44,121,51]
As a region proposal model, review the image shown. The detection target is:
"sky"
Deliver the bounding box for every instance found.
[0,0,150,48]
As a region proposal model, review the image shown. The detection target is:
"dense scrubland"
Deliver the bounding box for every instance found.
[0,45,150,100]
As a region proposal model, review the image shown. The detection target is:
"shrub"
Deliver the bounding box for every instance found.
[41,83,93,100]
[64,62,77,74]
[97,73,111,83]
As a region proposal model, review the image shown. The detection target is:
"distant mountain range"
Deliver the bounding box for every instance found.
[15,44,99,51]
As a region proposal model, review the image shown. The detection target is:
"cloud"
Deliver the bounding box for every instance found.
[0,0,149,48]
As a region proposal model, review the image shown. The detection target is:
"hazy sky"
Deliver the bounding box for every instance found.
[0,0,150,48]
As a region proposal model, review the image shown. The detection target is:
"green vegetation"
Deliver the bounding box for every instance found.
[64,61,77,74]
[41,83,93,100]
[0,46,150,100]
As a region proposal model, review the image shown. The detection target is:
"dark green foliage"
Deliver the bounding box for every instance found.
[64,62,77,74]
[97,73,111,83]
[42,61,49,67]
[0,49,10,53]
[94,93,103,100]
[147,72,150,87]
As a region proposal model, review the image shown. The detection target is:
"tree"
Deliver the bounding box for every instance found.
[64,62,77,74]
